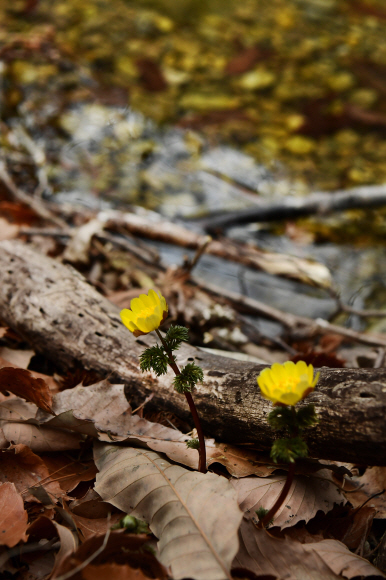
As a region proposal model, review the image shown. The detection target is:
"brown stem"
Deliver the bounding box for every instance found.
[257,461,296,529]
[155,329,207,473]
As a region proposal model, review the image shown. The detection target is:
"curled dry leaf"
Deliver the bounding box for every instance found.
[39,380,188,445]
[0,482,28,547]
[232,470,346,529]
[0,366,53,414]
[81,562,158,580]
[94,443,243,580]
[52,531,167,580]
[344,466,386,518]
[28,515,78,577]
[0,444,64,503]
[71,512,123,542]
[149,440,276,477]
[41,455,97,493]
[0,396,83,452]
[234,519,385,579]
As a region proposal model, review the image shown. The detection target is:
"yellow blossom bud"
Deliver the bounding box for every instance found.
[120,289,168,337]
[257,361,319,406]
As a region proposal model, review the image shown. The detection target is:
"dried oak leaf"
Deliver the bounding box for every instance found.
[232,470,346,529]
[233,519,385,579]
[344,466,386,518]
[41,455,97,493]
[81,562,158,580]
[0,482,28,547]
[52,531,167,580]
[28,515,78,577]
[0,444,64,502]
[39,380,188,446]
[0,396,82,452]
[0,366,53,414]
[94,443,243,580]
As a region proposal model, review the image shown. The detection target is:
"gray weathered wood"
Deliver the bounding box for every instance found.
[0,240,385,465]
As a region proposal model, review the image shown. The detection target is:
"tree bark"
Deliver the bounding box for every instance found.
[1,240,385,466]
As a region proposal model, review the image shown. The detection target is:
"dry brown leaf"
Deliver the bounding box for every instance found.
[40,380,188,445]
[81,562,156,580]
[0,347,34,369]
[0,217,19,241]
[0,396,83,451]
[28,515,78,576]
[232,470,346,529]
[344,466,386,518]
[234,519,384,579]
[234,520,340,580]
[41,455,97,493]
[0,356,59,394]
[1,421,82,452]
[303,539,386,578]
[0,482,28,547]
[71,513,123,542]
[94,443,243,580]
[148,440,276,477]
[70,488,119,519]
[0,444,64,502]
[52,531,167,580]
[0,366,53,414]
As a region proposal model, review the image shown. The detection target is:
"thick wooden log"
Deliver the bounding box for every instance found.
[0,240,385,465]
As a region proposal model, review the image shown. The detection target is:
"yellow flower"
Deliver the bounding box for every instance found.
[120,289,168,337]
[257,361,319,406]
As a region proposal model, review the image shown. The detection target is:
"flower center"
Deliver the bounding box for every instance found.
[140,307,154,317]
[278,377,301,391]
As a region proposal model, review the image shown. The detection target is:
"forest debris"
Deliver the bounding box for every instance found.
[41,456,97,494]
[344,466,386,518]
[0,366,53,414]
[0,483,28,548]
[202,184,386,232]
[1,239,386,465]
[232,471,346,529]
[100,209,332,287]
[94,443,243,580]
[52,532,168,580]
[0,445,65,503]
[234,520,385,579]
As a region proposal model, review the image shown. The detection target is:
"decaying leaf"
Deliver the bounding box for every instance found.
[39,380,187,444]
[234,519,340,580]
[148,440,276,477]
[234,519,385,579]
[232,470,346,529]
[0,444,64,502]
[0,366,53,414]
[28,515,78,576]
[94,443,243,580]
[52,532,167,580]
[41,455,97,493]
[344,466,386,518]
[0,482,28,547]
[81,562,157,580]
[71,512,122,542]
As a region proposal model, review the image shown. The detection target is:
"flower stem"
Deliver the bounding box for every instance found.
[257,461,296,529]
[155,329,207,473]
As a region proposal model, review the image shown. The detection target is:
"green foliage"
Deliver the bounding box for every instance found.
[296,404,318,429]
[268,406,295,430]
[173,363,204,393]
[186,438,200,449]
[111,515,149,534]
[164,325,190,351]
[268,404,318,432]
[139,345,169,376]
[270,436,308,463]
[255,507,274,527]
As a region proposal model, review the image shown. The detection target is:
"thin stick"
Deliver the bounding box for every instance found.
[155,329,207,473]
[257,461,296,529]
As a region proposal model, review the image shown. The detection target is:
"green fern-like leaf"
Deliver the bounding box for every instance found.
[139,345,169,376]
[173,362,204,393]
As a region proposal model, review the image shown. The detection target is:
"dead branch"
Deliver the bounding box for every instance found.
[0,240,385,465]
[200,184,386,232]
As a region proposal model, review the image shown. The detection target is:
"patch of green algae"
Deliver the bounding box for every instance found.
[2,0,386,192]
